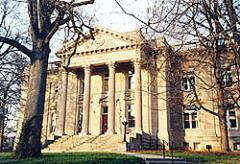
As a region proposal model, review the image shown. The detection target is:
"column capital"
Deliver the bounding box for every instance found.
[107,61,116,69]
[69,71,78,78]
[60,67,68,74]
[132,58,141,66]
[83,64,91,71]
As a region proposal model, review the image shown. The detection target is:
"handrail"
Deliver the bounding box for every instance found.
[162,139,174,163]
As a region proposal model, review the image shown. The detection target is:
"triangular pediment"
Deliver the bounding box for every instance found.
[76,27,140,53]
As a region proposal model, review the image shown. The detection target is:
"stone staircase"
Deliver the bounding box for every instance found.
[127,132,163,151]
[42,135,126,152]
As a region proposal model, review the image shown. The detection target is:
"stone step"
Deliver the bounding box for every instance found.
[43,135,126,152]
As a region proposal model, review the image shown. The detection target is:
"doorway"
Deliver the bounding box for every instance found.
[101,106,108,134]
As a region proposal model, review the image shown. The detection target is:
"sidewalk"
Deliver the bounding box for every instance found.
[122,152,190,164]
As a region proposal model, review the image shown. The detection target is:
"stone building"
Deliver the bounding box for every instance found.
[16,27,240,152]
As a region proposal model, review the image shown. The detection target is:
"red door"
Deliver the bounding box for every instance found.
[101,115,108,134]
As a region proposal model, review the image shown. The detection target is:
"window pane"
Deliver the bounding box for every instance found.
[192,121,197,128]
[127,71,134,90]
[234,143,240,151]
[184,121,190,129]
[184,113,190,128]
[221,71,233,86]
[50,113,56,133]
[103,74,109,91]
[192,112,197,121]
[127,104,135,128]
[182,77,187,90]
[80,81,84,94]
[189,76,195,89]
[184,111,198,129]
[182,75,195,91]
[230,120,237,128]
[228,110,237,128]
[129,120,135,127]
[128,76,132,89]
[229,111,236,116]
[103,107,108,114]
[184,113,189,120]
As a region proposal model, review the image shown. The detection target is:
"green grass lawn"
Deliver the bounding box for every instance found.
[0,152,145,164]
[139,150,240,164]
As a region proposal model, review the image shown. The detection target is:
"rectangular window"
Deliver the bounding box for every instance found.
[80,80,84,94]
[192,112,198,128]
[184,113,190,129]
[127,104,135,128]
[227,109,237,129]
[77,107,83,133]
[50,113,56,133]
[184,109,198,129]
[234,143,240,151]
[54,85,58,95]
[221,70,233,87]
[103,74,109,92]
[182,74,195,91]
[194,142,200,151]
[103,106,108,114]
[127,71,134,90]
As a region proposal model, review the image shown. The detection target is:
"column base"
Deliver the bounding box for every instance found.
[105,130,116,135]
[54,131,65,137]
[78,131,90,136]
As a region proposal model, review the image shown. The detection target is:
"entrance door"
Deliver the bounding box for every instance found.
[101,107,108,134]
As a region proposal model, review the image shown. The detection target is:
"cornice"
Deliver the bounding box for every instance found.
[59,43,141,59]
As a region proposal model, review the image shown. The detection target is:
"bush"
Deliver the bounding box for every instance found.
[14,120,32,159]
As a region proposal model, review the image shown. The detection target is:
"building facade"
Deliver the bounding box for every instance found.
[17,27,240,152]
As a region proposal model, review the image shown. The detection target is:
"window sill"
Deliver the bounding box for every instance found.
[228,128,238,130]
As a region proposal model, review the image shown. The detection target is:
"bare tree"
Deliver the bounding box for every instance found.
[0,2,29,152]
[115,0,240,151]
[0,0,95,158]
[0,50,28,152]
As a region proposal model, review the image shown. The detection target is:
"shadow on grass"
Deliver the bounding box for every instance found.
[135,150,240,164]
[0,152,145,164]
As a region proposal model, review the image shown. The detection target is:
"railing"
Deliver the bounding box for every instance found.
[162,139,174,163]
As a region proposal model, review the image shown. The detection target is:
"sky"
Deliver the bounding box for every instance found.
[50,0,150,60]
[91,0,148,31]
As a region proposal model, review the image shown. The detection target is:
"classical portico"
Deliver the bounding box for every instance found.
[55,58,143,136]
[51,26,150,138]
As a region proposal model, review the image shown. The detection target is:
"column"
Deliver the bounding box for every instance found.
[55,68,68,136]
[80,65,91,135]
[134,59,142,133]
[106,62,116,134]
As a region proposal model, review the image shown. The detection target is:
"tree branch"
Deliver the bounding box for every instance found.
[0,37,33,60]
[72,0,95,7]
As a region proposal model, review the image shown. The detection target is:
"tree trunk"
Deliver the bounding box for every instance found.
[0,93,7,152]
[0,113,4,152]
[217,86,230,151]
[16,45,50,157]
[219,113,230,151]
